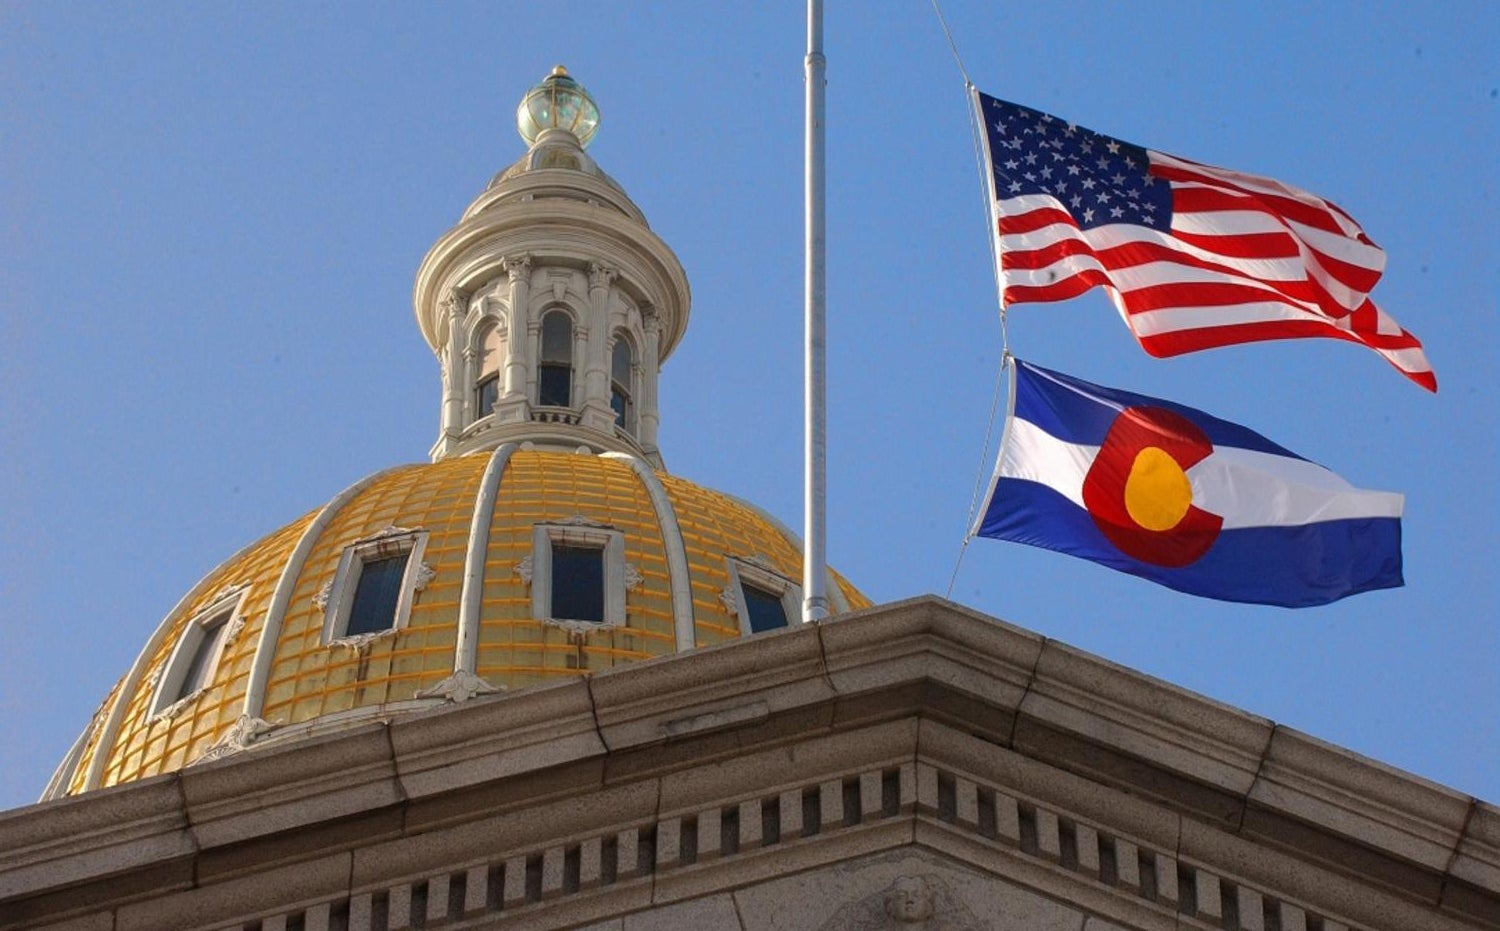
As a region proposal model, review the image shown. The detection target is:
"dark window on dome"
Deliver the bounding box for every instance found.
[539,311,573,407]
[550,544,604,622]
[347,554,410,637]
[475,324,505,419]
[727,558,801,638]
[153,592,243,715]
[173,611,231,702]
[610,336,635,433]
[476,372,500,418]
[322,530,428,645]
[742,583,789,633]
[540,366,571,407]
[528,524,626,628]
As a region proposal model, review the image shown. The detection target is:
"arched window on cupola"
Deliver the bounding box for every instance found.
[610,333,636,434]
[474,322,505,419]
[538,310,573,407]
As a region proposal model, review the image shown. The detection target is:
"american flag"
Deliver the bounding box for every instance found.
[976,91,1435,391]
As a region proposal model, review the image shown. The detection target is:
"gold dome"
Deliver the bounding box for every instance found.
[43,72,868,800]
[55,451,869,794]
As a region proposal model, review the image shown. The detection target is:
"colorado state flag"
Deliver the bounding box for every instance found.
[974,360,1404,606]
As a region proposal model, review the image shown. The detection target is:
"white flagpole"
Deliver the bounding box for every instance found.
[803,0,829,623]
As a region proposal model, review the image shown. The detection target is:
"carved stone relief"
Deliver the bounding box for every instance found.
[819,874,981,930]
[742,553,778,574]
[192,715,275,766]
[328,628,397,652]
[719,585,742,617]
[729,849,1085,931]
[503,253,532,282]
[415,670,503,704]
[588,262,618,290]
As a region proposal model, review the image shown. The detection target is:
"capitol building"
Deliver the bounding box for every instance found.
[0,70,1493,931]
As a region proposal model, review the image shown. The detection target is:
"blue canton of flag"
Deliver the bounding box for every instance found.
[987,98,1172,230]
[974,359,1405,607]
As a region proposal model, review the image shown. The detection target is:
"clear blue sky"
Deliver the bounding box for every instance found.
[2,3,1494,810]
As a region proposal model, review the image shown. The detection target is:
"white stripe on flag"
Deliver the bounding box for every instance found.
[999,417,1093,508]
[1002,417,1404,529]
[1170,210,1293,238]
[1000,222,1327,285]
[1188,447,1404,526]
[1284,218,1386,270]
[1128,301,1323,335]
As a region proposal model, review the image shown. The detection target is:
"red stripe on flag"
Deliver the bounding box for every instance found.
[1135,319,1347,355]
[1151,163,1356,237]
[1001,237,1100,271]
[997,207,1077,236]
[1002,269,1111,307]
[1135,320,1436,392]
[1116,281,1321,313]
[1002,218,1371,323]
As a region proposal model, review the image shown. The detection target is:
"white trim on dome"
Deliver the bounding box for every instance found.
[149,586,250,719]
[601,451,695,651]
[524,522,628,629]
[320,528,430,645]
[39,718,92,802]
[455,443,519,675]
[75,531,272,794]
[242,467,407,724]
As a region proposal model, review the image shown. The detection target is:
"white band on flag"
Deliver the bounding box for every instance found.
[1002,417,1403,530]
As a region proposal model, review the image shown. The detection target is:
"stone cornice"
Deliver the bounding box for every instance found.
[1,597,1493,929]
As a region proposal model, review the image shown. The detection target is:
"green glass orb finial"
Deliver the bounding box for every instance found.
[517,65,601,148]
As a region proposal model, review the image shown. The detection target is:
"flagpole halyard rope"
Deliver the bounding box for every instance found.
[931,2,1016,596]
[929,0,972,86]
[945,540,969,599]
[947,351,1010,600]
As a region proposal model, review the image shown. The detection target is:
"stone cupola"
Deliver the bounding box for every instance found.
[413,67,691,466]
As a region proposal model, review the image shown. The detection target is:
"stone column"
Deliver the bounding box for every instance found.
[492,256,533,425]
[459,345,478,422]
[581,263,618,430]
[640,307,662,451]
[572,327,589,411]
[527,318,541,404]
[440,289,466,437]
[501,255,531,398]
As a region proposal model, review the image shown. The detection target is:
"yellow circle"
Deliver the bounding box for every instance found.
[1123,446,1193,531]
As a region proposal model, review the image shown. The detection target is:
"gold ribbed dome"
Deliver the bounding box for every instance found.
[56,451,868,794]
